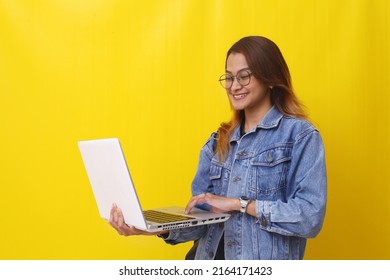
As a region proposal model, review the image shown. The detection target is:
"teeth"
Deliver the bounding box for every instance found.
[233,94,247,99]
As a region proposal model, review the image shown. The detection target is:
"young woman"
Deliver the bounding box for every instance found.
[109,36,327,260]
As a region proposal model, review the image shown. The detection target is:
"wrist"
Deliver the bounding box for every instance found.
[239,196,251,213]
[234,198,241,211]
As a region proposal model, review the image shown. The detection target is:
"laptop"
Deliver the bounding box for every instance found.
[78,138,230,232]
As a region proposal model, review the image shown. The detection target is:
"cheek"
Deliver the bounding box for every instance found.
[249,78,268,93]
[251,82,269,97]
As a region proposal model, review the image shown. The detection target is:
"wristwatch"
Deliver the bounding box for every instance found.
[239,196,250,213]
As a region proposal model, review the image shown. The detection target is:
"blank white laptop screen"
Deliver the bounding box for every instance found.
[78,138,230,232]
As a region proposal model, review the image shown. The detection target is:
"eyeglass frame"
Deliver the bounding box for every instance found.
[218,68,253,89]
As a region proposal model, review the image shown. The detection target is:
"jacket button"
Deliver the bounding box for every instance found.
[208,252,214,258]
[232,177,241,182]
[238,151,247,157]
[267,153,273,162]
[261,217,268,227]
[227,241,236,246]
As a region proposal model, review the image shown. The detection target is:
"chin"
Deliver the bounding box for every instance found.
[232,105,246,111]
[230,101,248,111]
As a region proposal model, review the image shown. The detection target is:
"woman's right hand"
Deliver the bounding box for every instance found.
[109,203,167,237]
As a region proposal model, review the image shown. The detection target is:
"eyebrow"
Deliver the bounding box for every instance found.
[225,67,251,74]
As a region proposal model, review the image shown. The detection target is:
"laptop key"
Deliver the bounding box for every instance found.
[143,210,195,223]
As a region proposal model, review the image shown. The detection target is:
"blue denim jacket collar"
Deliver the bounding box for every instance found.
[230,106,284,142]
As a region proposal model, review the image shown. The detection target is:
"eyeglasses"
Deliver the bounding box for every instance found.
[218,69,253,89]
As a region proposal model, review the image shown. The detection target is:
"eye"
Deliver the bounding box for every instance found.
[224,76,233,82]
[238,74,250,81]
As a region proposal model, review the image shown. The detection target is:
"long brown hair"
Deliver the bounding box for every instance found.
[215,36,307,160]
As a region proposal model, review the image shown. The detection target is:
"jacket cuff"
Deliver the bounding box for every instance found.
[255,200,272,229]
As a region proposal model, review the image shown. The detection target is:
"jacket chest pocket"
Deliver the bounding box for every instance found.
[249,145,292,200]
[209,162,229,196]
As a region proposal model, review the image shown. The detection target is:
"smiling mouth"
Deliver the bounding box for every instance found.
[232,93,248,100]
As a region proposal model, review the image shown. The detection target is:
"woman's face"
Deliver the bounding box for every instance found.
[225,52,270,113]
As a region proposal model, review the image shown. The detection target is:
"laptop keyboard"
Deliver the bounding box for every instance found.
[143,210,195,223]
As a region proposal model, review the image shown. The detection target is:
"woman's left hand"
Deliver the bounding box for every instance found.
[109,204,167,236]
[185,193,239,214]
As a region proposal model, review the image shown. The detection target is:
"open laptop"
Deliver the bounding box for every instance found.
[78,138,230,232]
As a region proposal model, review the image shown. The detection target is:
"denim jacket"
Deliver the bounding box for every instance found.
[164,106,327,259]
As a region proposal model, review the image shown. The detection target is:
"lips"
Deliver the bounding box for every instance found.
[231,93,248,100]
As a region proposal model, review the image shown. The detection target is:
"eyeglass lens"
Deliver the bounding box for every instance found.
[219,70,252,89]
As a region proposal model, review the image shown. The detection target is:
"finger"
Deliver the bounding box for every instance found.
[114,220,131,236]
[185,194,206,214]
[109,203,116,224]
[113,209,118,224]
[108,219,122,235]
[117,224,131,236]
[117,207,126,227]
[185,196,200,213]
[116,208,140,236]
[109,205,122,229]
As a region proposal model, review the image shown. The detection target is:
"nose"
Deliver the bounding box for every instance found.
[230,77,242,92]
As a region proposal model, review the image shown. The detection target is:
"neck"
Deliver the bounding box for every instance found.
[243,102,272,132]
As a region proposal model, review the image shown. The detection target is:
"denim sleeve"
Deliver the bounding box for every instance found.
[190,134,217,211]
[162,225,207,245]
[255,129,327,238]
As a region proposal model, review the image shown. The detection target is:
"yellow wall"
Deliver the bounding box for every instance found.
[0,0,389,259]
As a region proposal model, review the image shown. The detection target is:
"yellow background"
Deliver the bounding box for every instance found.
[0,0,389,259]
